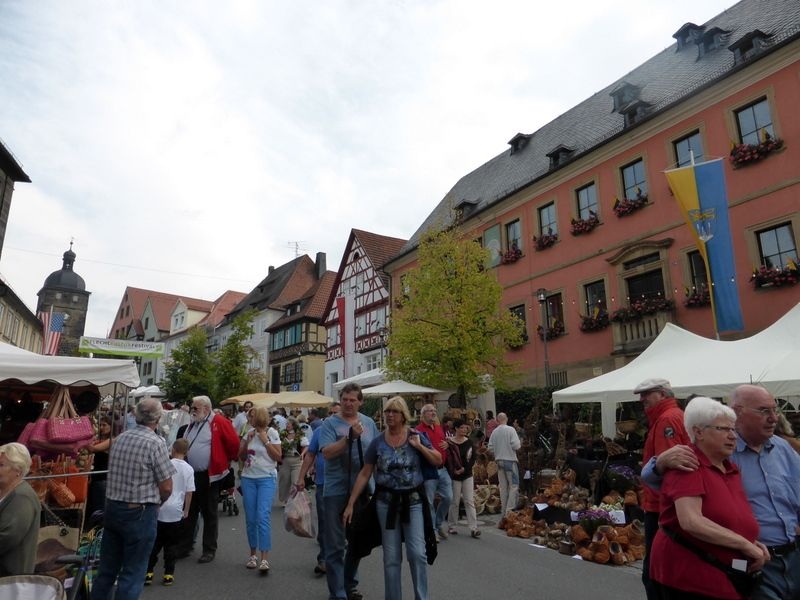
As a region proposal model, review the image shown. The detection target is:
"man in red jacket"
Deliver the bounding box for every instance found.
[177,395,239,563]
[634,378,690,600]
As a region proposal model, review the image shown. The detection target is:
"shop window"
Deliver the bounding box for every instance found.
[757,223,797,269]
[735,98,774,146]
[673,131,705,167]
[621,159,648,200]
[576,183,598,220]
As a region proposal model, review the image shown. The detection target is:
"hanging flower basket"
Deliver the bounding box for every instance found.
[570,212,600,236]
[537,319,565,340]
[534,229,558,251]
[684,286,711,308]
[612,192,648,218]
[729,133,784,169]
[579,312,610,332]
[610,298,675,323]
[750,263,799,289]
[501,244,523,264]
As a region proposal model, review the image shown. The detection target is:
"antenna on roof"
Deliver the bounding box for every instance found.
[288,241,306,258]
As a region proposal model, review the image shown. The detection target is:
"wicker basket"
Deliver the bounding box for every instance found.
[47,480,76,508]
[616,420,638,435]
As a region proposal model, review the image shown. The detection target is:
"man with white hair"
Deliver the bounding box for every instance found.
[487,412,521,516]
[176,395,239,564]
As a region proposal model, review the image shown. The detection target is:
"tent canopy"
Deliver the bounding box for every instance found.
[0,342,140,387]
[553,302,800,406]
[332,368,386,390]
[362,380,442,396]
[221,391,335,409]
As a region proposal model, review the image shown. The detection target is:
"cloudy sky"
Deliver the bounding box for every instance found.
[0,0,734,337]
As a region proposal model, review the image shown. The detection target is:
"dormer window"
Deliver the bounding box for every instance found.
[546,145,574,170]
[621,100,653,128]
[672,22,705,51]
[507,132,532,155]
[286,302,301,316]
[610,82,641,112]
[698,27,729,57]
[454,199,478,221]
[729,30,772,65]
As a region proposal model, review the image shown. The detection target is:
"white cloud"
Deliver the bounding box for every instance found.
[0,0,734,337]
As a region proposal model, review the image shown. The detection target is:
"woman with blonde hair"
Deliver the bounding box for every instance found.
[0,442,41,575]
[343,396,441,600]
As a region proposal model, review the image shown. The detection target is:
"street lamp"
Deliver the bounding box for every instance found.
[536,288,551,387]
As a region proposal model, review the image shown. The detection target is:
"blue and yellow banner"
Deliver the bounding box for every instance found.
[665,158,743,333]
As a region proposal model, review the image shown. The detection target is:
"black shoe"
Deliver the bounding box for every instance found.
[347,590,364,600]
[198,553,215,563]
[314,561,326,575]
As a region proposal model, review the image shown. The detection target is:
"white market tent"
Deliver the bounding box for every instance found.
[553,302,800,437]
[362,380,442,396]
[332,368,385,390]
[0,342,140,387]
[220,391,336,409]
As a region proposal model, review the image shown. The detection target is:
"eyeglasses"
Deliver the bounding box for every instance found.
[743,406,779,417]
[704,425,736,433]
[383,409,401,414]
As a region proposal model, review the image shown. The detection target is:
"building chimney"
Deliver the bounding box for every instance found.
[315,252,326,279]
[268,266,274,275]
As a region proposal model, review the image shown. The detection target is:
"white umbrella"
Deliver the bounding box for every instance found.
[362,380,441,395]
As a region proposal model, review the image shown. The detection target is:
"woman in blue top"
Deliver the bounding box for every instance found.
[343,396,442,600]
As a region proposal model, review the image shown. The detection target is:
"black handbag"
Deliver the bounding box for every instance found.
[345,437,382,559]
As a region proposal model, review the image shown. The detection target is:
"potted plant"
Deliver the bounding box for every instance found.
[533,228,559,251]
[570,211,600,236]
[610,298,675,323]
[537,319,565,340]
[501,242,523,264]
[750,261,799,288]
[730,131,784,169]
[684,286,711,308]
[612,188,648,218]
[577,507,614,537]
[579,311,610,332]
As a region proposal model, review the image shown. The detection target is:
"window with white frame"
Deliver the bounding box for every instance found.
[756,223,796,269]
[576,183,598,220]
[505,219,521,251]
[673,131,705,167]
[735,98,774,145]
[583,280,607,316]
[621,159,648,200]
[687,250,709,292]
[538,202,557,236]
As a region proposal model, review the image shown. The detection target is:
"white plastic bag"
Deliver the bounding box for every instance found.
[284,489,315,538]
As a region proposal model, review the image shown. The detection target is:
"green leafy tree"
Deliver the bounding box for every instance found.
[161,327,214,404]
[212,310,263,401]
[386,227,523,405]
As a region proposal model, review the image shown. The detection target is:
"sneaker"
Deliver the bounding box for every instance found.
[162,575,174,586]
[246,555,258,569]
[471,529,481,538]
[438,524,448,539]
[448,526,458,535]
[259,559,270,573]
[144,572,154,585]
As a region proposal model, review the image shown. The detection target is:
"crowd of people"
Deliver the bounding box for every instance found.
[5,378,800,600]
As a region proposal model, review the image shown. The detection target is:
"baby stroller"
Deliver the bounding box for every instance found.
[219,467,239,516]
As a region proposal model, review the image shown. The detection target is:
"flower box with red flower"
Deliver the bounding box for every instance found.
[750,262,799,289]
[501,244,523,264]
[537,319,565,340]
[684,286,711,308]
[610,298,675,323]
[729,133,784,169]
[534,229,558,251]
[612,192,648,218]
[579,312,610,332]
[570,212,600,236]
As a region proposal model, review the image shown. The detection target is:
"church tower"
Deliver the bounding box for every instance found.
[36,243,91,356]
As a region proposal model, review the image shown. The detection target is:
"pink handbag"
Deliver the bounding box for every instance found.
[46,387,94,443]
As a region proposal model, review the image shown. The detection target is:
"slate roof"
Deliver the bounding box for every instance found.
[398,0,800,256]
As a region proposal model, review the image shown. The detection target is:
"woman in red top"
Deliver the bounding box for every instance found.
[650,397,769,599]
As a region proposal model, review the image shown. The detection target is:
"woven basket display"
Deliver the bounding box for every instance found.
[47,480,76,507]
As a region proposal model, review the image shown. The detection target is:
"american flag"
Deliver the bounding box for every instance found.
[38,310,66,355]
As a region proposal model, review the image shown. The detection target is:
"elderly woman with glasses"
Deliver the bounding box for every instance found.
[0,443,41,576]
[343,396,441,600]
[649,397,769,599]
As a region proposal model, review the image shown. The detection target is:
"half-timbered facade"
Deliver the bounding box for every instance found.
[323,229,407,395]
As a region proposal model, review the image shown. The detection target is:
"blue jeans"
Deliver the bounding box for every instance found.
[752,546,800,600]
[423,468,452,529]
[91,500,158,600]
[495,460,519,515]
[241,475,276,552]
[316,484,326,564]
[323,494,360,600]
[377,499,428,600]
